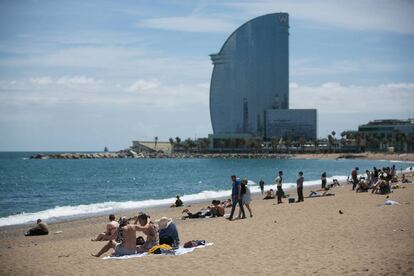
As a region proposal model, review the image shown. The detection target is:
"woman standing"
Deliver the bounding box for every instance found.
[239,179,253,218]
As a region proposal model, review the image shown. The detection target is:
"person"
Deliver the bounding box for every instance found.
[171,195,183,208]
[263,189,275,200]
[222,198,232,208]
[227,175,246,220]
[239,178,253,217]
[351,167,359,190]
[321,172,327,190]
[259,179,265,195]
[210,200,225,217]
[25,219,49,236]
[356,179,369,192]
[401,174,411,183]
[182,207,211,219]
[296,171,304,202]
[332,179,340,187]
[157,217,180,249]
[134,213,158,253]
[275,171,284,204]
[92,216,151,257]
[92,214,119,241]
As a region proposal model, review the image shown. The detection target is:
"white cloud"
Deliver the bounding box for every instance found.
[225,0,414,34]
[30,77,53,85]
[56,76,102,85]
[126,79,160,92]
[290,82,414,113]
[137,15,237,33]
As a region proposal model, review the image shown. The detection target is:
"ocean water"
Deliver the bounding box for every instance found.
[0,152,413,227]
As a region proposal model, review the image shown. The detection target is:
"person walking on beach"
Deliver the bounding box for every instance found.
[351,167,359,190]
[239,178,253,217]
[321,172,327,190]
[259,179,265,195]
[275,171,284,204]
[227,175,246,220]
[296,171,304,202]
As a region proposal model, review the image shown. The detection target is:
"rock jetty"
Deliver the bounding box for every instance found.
[30,150,291,160]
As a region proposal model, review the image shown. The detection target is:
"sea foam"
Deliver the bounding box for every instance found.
[0,175,352,227]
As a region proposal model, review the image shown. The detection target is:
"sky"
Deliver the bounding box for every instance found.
[0,0,413,151]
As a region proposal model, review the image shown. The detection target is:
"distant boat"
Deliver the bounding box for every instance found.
[104,146,109,152]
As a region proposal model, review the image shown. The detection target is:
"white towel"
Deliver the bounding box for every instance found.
[103,243,214,260]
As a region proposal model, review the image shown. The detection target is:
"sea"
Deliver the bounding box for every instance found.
[0,152,413,227]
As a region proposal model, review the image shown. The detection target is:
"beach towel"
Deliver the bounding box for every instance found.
[102,243,213,260]
[384,200,400,205]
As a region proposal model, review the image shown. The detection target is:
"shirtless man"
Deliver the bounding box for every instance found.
[92,214,119,241]
[92,216,152,257]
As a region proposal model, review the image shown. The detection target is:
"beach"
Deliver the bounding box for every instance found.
[1,174,413,276]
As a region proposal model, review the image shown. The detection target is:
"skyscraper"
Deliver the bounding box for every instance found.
[209,13,317,140]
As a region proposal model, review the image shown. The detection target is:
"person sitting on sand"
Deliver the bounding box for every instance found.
[371,174,391,194]
[157,217,180,249]
[401,174,411,184]
[170,195,183,208]
[92,216,151,257]
[263,189,275,200]
[25,219,49,236]
[222,198,232,208]
[134,213,158,253]
[92,214,119,241]
[356,179,369,193]
[210,200,225,217]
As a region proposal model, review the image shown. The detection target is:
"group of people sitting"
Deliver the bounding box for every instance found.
[182,199,226,219]
[91,213,180,257]
[351,166,402,194]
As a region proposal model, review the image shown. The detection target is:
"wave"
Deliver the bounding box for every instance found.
[0,174,368,227]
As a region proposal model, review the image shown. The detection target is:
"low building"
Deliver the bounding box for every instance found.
[131,141,172,153]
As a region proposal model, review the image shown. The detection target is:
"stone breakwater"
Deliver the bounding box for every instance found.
[29,150,292,160]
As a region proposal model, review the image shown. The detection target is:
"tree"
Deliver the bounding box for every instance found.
[299,137,306,152]
[175,137,181,151]
[154,136,158,150]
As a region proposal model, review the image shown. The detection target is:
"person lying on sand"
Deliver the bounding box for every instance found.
[401,174,411,184]
[170,195,183,208]
[307,191,335,198]
[25,219,49,236]
[92,216,152,257]
[182,208,211,219]
[263,189,275,200]
[91,214,119,241]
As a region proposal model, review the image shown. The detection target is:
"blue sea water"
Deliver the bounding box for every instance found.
[0,152,413,227]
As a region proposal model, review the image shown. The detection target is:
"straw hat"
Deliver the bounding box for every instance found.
[156,217,172,230]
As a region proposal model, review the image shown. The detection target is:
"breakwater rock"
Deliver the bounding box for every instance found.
[30,151,292,160]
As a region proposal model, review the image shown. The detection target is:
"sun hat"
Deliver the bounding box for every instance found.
[156,217,173,230]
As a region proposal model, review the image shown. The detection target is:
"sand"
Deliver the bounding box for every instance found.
[1,176,414,275]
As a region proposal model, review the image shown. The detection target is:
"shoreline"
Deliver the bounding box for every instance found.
[1,174,413,275]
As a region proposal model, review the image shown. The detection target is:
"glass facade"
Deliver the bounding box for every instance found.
[210,13,290,135]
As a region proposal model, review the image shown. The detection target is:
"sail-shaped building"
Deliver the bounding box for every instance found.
[209,13,316,140]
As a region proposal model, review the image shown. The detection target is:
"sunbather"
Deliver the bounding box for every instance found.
[263,189,275,200]
[91,214,119,241]
[92,216,152,257]
[25,219,49,236]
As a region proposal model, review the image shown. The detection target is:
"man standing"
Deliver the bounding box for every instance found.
[275,171,284,204]
[227,175,246,220]
[259,179,265,195]
[351,167,359,190]
[296,171,304,202]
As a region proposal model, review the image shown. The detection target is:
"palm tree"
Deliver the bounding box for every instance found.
[169,137,175,153]
[154,136,158,150]
[175,137,181,151]
[299,137,306,152]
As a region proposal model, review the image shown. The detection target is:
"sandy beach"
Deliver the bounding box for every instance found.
[1,173,413,276]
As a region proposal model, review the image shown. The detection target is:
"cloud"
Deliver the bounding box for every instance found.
[30,77,53,85]
[126,79,160,92]
[290,82,414,113]
[137,15,237,33]
[225,0,414,34]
